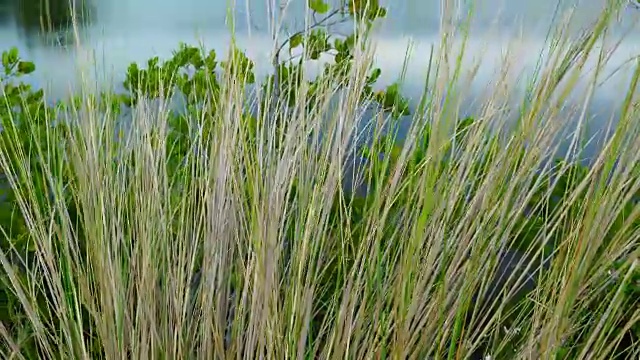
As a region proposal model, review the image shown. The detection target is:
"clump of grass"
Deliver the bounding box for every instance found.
[0,0,638,359]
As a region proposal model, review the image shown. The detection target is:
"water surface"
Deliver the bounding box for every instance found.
[0,0,639,162]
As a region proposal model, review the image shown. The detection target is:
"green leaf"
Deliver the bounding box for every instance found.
[289,33,304,49]
[8,47,19,64]
[308,0,330,14]
[2,51,8,70]
[17,61,35,75]
[367,68,381,84]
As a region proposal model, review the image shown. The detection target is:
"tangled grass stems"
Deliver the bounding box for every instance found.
[0,0,638,359]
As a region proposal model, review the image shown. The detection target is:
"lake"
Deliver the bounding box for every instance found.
[0,0,639,164]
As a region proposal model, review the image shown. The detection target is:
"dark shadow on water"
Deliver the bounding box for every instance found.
[0,0,95,47]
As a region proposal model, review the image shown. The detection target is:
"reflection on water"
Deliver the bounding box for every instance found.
[0,0,637,124]
[0,0,635,164]
[1,1,639,49]
[0,0,94,47]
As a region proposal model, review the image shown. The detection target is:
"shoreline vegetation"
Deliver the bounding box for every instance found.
[0,0,638,358]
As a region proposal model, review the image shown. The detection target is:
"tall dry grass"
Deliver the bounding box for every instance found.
[0,0,638,359]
